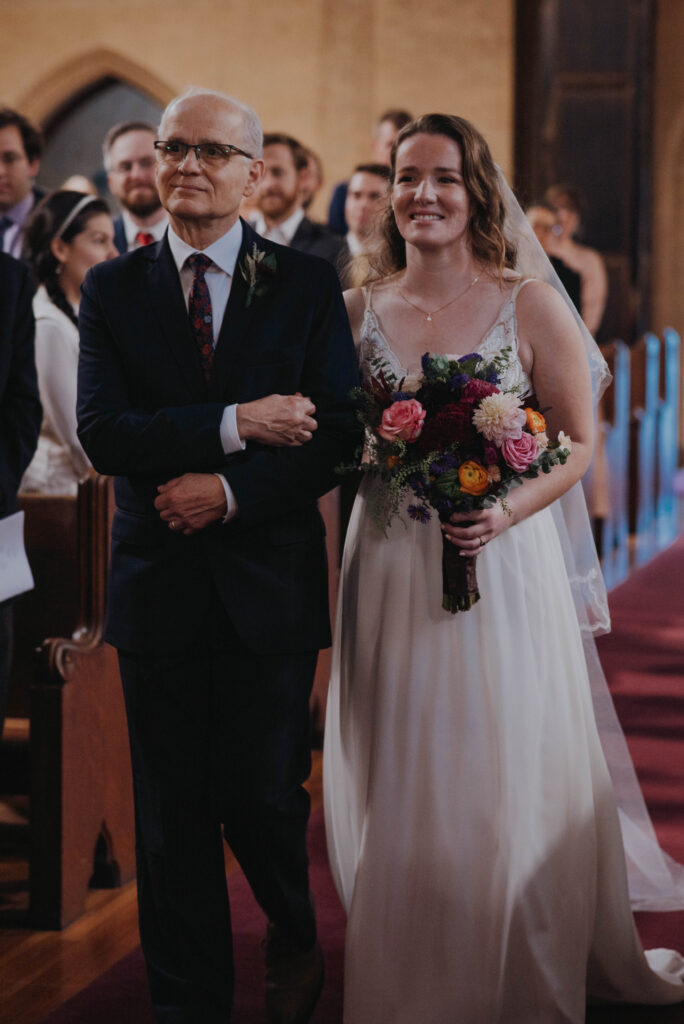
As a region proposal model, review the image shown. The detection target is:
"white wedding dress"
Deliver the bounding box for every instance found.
[324,282,684,1023]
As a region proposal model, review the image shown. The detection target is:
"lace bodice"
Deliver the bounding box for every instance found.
[358,279,533,399]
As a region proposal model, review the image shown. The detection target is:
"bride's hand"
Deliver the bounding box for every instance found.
[441,503,513,556]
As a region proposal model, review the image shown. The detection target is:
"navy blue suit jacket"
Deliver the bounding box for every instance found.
[112,215,127,255]
[77,221,359,656]
[0,254,41,518]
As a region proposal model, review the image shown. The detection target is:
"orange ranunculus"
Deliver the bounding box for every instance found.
[525,408,546,434]
[458,460,490,496]
[387,455,402,469]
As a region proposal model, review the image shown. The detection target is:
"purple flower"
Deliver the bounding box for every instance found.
[408,504,431,523]
[458,353,482,364]
[391,391,412,402]
[448,373,469,390]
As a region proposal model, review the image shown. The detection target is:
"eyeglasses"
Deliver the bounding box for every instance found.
[153,141,253,166]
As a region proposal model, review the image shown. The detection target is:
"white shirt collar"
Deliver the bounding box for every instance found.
[167,218,244,277]
[253,205,305,246]
[122,209,168,247]
[346,231,364,257]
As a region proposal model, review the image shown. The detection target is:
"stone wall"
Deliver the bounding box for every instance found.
[2,0,514,215]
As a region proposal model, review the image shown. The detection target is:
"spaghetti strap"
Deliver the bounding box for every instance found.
[511,276,536,301]
[361,284,375,311]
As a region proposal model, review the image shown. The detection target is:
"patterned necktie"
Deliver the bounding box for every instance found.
[0,216,13,253]
[187,253,214,381]
[135,230,155,247]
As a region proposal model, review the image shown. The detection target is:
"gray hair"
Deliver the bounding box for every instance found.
[158,88,263,158]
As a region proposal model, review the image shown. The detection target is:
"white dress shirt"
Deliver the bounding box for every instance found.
[252,206,305,247]
[167,219,247,520]
[0,192,36,258]
[346,231,364,257]
[122,209,168,249]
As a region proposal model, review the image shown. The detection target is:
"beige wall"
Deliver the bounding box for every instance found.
[2,0,514,216]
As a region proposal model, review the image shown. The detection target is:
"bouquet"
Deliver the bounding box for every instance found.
[340,348,572,612]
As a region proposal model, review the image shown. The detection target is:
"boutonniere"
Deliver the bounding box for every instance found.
[238,243,277,307]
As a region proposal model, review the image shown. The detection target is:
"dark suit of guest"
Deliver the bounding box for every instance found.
[112,214,127,255]
[289,214,347,268]
[327,180,348,235]
[77,219,358,1020]
[0,253,41,735]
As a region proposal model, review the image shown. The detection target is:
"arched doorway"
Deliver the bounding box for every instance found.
[38,78,164,204]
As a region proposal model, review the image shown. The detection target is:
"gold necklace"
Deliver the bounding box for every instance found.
[398,273,480,322]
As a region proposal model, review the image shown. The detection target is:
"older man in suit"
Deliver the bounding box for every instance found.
[0,253,41,737]
[77,88,358,1024]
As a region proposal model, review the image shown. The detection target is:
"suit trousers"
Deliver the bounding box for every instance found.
[118,602,319,1024]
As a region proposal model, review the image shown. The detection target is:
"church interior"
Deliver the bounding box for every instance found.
[1,1,684,1021]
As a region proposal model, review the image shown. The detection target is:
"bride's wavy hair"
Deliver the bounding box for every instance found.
[362,113,516,283]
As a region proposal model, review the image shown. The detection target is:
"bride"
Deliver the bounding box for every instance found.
[323,113,684,1023]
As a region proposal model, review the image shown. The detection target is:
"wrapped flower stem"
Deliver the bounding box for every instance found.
[441,519,481,613]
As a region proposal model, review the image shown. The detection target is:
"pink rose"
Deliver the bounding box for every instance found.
[501,431,538,472]
[377,399,426,442]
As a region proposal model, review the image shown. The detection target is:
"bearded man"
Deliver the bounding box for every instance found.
[103,121,168,252]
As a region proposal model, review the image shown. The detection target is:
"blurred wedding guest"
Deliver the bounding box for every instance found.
[526,201,582,311]
[61,173,97,195]
[545,182,608,336]
[301,147,324,213]
[328,108,412,234]
[0,252,41,738]
[254,132,347,270]
[344,163,390,257]
[0,107,44,260]
[20,191,116,495]
[103,121,167,253]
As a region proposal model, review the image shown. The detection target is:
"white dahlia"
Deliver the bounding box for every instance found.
[472,392,526,444]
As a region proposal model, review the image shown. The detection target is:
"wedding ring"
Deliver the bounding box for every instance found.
[479,536,486,547]
[170,520,177,530]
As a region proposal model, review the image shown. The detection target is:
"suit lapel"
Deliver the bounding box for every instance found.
[210,220,276,396]
[146,237,206,398]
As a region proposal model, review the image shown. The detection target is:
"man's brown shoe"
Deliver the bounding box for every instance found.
[264,922,324,1024]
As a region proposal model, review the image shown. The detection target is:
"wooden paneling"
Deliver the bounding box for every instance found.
[515,0,654,342]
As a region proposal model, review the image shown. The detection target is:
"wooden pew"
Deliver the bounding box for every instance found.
[597,340,630,588]
[629,332,660,566]
[4,476,135,929]
[656,328,680,550]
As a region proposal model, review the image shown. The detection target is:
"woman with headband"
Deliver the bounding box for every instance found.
[21,190,116,494]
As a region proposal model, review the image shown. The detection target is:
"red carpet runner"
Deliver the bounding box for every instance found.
[42,538,684,1023]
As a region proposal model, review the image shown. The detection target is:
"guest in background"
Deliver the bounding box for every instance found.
[0,107,44,261]
[254,132,348,272]
[0,252,41,739]
[545,182,608,336]
[103,121,167,253]
[526,201,582,312]
[344,163,390,258]
[20,191,116,495]
[327,108,411,235]
[301,146,324,214]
